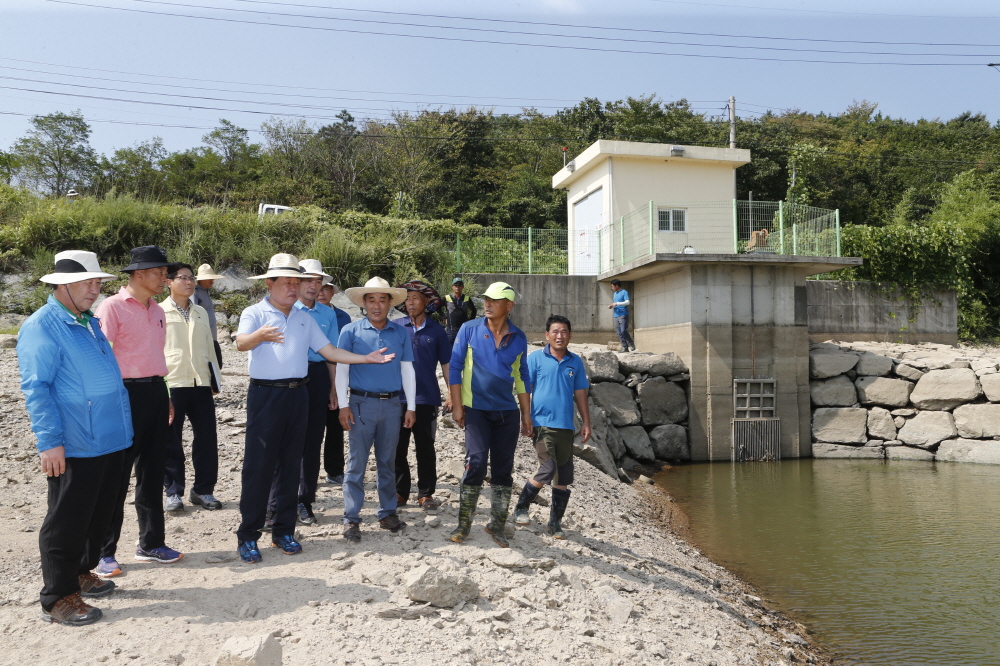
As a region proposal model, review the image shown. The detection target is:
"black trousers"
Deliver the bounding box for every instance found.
[267,362,329,511]
[323,405,346,478]
[163,386,218,497]
[462,408,520,487]
[103,379,170,557]
[395,404,439,500]
[238,382,308,542]
[39,449,126,611]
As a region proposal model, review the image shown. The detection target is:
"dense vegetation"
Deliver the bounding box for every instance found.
[2,97,1000,336]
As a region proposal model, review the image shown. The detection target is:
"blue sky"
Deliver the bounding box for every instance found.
[2,0,999,155]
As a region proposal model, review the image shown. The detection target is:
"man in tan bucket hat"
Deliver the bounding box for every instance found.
[192,263,225,366]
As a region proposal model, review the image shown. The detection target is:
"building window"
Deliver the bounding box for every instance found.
[658,208,686,232]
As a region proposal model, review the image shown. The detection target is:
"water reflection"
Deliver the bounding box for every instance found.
[655,459,1000,666]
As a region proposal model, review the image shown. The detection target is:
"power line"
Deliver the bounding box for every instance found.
[645,0,1000,20]
[48,0,990,66]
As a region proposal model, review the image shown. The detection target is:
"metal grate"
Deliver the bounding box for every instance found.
[732,419,781,462]
[733,379,776,419]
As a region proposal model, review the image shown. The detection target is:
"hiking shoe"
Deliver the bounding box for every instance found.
[41,592,102,626]
[343,522,361,542]
[271,534,303,555]
[396,493,408,506]
[238,540,262,564]
[513,507,531,525]
[297,503,317,526]
[189,492,222,510]
[327,474,344,485]
[94,557,122,578]
[78,573,115,598]
[262,509,276,532]
[379,514,406,533]
[165,494,184,512]
[135,545,183,563]
[417,496,439,512]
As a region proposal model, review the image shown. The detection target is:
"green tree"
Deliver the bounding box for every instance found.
[11,111,96,195]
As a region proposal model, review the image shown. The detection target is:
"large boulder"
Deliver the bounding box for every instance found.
[215,634,282,666]
[886,446,935,462]
[616,426,655,461]
[854,353,893,377]
[575,400,625,477]
[0,334,17,349]
[909,368,982,411]
[867,406,897,441]
[980,373,1000,403]
[810,375,857,407]
[809,350,860,379]
[588,382,641,427]
[854,377,913,408]
[648,424,689,460]
[404,565,480,607]
[812,442,884,459]
[952,404,1000,439]
[579,351,622,383]
[937,438,1000,465]
[636,377,687,425]
[894,363,926,382]
[616,352,687,377]
[811,408,868,444]
[896,411,956,449]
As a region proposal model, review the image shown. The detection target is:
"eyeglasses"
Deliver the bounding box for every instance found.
[171,275,196,282]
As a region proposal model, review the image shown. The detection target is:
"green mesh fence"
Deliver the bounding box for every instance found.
[451,228,568,274]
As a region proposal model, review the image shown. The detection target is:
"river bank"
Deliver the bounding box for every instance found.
[0,344,831,666]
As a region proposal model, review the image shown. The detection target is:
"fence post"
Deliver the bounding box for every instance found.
[835,209,841,257]
[778,201,785,254]
[792,217,798,255]
[733,199,739,253]
[598,227,603,274]
[528,227,534,274]
[456,232,461,273]
[649,201,655,256]
[620,216,625,264]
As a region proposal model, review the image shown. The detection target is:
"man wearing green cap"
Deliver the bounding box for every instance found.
[448,281,531,548]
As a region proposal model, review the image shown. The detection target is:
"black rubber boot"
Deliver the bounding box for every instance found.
[513,481,541,525]
[548,487,571,539]
[485,485,513,548]
[448,484,482,543]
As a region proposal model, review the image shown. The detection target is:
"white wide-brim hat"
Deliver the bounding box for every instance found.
[345,276,407,307]
[249,253,306,280]
[40,250,117,284]
[195,263,224,280]
[299,259,332,279]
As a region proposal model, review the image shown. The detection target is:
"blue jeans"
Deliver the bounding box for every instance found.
[343,394,402,524]
[615,315,635,350]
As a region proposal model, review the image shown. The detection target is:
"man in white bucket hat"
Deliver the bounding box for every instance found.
[335,276,416,542]
[234,254,396,564]
[17,251,131,625]
[191,263,225,365]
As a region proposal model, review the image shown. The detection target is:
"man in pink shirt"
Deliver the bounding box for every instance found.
[94,246,184,577]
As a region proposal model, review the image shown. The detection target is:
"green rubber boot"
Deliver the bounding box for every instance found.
[484,485,513,548]
[448,484,482,543]
[548,487,571,539]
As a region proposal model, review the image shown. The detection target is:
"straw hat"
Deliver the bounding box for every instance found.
[40,250,116,284]
[249,253,306,280]
[195,263,224,280]
[298,259,332,280]
[345,276,407,307]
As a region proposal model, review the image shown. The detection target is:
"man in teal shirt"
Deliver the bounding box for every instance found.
[609,279,636,352]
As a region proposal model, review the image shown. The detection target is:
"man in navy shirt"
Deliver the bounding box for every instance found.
[515,314,591,538]
[394,281,450,511]
[317,280,352,485]
[336,277,416,542]
[609,279,636,352]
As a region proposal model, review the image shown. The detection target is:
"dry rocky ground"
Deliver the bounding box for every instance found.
[0,342,828,666]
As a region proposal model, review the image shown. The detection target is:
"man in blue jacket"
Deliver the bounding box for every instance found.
[18,251,133,626]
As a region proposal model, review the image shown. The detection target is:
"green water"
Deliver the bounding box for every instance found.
[655,459,1000,666]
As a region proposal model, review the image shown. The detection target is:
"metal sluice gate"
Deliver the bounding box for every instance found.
[732,378,781,462]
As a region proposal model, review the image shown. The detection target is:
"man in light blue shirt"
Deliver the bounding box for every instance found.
[609,278,636,352]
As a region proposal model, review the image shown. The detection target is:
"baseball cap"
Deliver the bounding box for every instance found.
[482,282,516,302]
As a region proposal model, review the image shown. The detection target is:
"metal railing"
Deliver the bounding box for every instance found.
[450,228,569,274]
[597,200,841,273]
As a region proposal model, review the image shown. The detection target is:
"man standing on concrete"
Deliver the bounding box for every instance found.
[514,315,591,539]
[609,279,636,352]
[18,251,130,625]
[318,280,352,485]
[235,255,395,563]
[448,282,531,548]
[444,277,476,345]
[192,263,225,368]
[336,277,415,542]
[162,263,222,513]
[95,246,184,577]
[394,280,450,511]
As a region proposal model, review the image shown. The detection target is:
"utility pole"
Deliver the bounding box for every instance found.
[729,96,737,149]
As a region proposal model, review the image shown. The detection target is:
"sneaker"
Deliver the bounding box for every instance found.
[417,496,439,512]
[343,522,361,542]
[135,545,184,564]
[78,573,115,598]
[379,514,406,533]
[327,474,344,485]
[262,509,276,532]
[41,592,102,626]
[238,540,262,564]
[94,557,122,578]
[297,503,317,526]
[189,491,222,510]
[271,534,303,555]
[164,494,184,512]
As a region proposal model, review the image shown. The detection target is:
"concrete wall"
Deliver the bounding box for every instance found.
[807,281,958,345]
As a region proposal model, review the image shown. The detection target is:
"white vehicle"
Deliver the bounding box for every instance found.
[258,203,294,216]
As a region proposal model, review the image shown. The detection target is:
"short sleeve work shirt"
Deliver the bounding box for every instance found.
[238,296,331,380]
[527,345,590,430]
[95,286,168,379]
[294,300,340,363]
[338,318,414,394]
